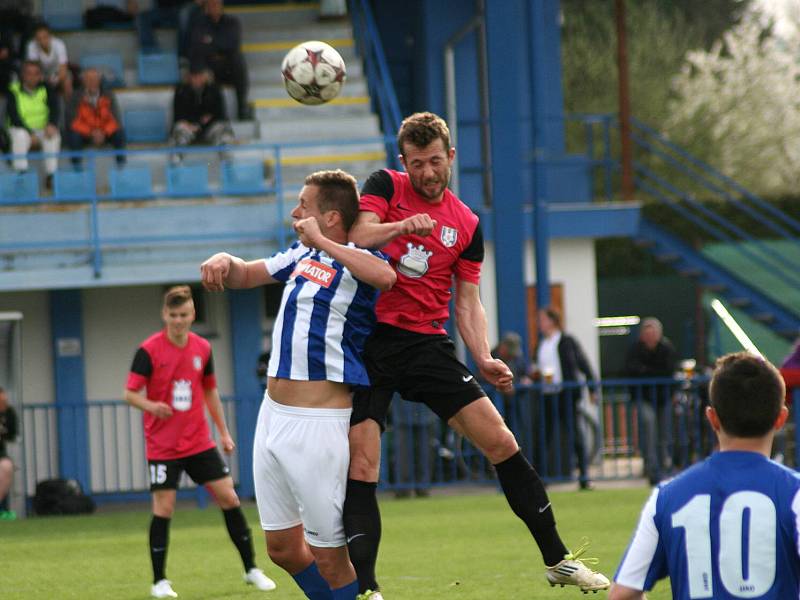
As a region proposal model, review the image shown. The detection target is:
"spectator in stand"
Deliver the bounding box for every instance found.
[0,27,14,96]
[26,23,73,97]
[188,0,250,119]
[169,64,233,161]
[130,0,198,57]
[780,338,800,406]
[535,307,598,490]
[0,0,35,58]
[624,317,678,485]
[7,60,61,189]
[66,68,126,168]
[0,386,18,520]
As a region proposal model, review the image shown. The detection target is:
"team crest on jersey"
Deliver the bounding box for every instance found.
[397,243,433,278]
[171,379,192,412]
[440,226,458,247]
[192,356,202,370]
[293,258,336,288]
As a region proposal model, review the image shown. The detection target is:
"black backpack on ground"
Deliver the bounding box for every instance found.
[33,478,96,515]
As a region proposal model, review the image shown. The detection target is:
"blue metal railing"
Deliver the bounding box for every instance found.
[349,0,402,167]
[0,136,395,279]
[17,379,799,506]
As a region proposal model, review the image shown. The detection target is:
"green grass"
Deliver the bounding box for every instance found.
[2,487,673,599]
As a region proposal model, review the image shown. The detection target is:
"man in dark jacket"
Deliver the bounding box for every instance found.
[188,0,250,119]
[535,307,598,489]
[169,64,233,158]
[0,386,18,519]
[625,317,678,485]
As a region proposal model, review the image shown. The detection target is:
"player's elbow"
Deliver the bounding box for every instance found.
[375,267,396,292]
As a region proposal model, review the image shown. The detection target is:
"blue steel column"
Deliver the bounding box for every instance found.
[485,0,530,348]
[50,289,90,491]
[529,0,566,311]
[227,288,263,498]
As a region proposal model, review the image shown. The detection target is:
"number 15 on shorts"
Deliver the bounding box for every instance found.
[150,464,168,485]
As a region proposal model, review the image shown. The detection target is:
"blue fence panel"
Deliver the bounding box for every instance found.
[54,169,96,201]
[20,378,800,505]
[109,165,154,199]
[0,171,40,204]
[166,163,210,196]
[221,161,266,195]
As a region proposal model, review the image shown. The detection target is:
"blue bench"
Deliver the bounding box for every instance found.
[221,161,267,195]
[0,172,39,204]
[54,169,95,201]
[166,163,210,197]
[110,166,154,199]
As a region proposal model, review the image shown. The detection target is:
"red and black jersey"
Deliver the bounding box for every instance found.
[360,169,483,335]
[126,330,217,460]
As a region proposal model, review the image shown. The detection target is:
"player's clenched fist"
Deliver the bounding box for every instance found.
[400,213,437,236]
[200,252,233,291]
[294,216,325,248]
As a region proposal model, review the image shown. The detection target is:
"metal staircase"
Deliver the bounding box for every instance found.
[628,119,800,340]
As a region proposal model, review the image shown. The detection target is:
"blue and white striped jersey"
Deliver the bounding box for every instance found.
[265,241,384,386]
[615,451,800,599]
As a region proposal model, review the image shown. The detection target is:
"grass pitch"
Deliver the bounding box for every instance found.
[2,486,672,599]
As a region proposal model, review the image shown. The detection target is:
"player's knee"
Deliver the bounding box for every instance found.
[482,427,519,464]
[266,543,304,573]
[0,458,13,477]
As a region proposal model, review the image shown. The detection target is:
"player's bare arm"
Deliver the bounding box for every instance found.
[348,210,437,249]
[295,217,396,291]
[455,279,514,393]
[203,388,235,454]
[608,583,647,600]
[123,388,173,419]
[200,252,276,292]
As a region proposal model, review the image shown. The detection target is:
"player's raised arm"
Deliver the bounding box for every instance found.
[348,210,436,250]
[295,216,396,291]
[200,252,276,291]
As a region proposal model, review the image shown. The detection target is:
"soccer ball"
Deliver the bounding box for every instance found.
[281,41,346,105]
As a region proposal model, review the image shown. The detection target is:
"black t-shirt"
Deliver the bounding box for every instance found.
[0,405,18,457]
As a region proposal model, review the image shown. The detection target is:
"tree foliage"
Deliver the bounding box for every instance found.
[665,7,800,195]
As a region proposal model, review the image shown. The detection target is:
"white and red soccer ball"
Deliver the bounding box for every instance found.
[281,41,346,105]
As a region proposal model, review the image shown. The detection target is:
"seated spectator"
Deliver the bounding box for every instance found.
[130,0,193,55]
[0,25,14,95]
[189,0,250,119]
[65,68,126,168]
[26,23,72,97]
[0,0,35,58]
[0,386,18,520]
[170,64,233,159]
[7,60,61,188]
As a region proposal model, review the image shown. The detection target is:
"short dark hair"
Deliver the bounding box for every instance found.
[163,285,193,309]
[709,352,785,438]
[541,306,562,330]
[22,60,42,73]
[397,112,451,156]
[304,169,359,231]
[34,23,51,35]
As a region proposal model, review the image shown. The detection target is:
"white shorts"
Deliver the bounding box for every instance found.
[253,393,352,548]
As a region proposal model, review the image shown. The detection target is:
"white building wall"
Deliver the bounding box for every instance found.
[480,239,599,375]
[0,291,53,406]
[526,238,600,375]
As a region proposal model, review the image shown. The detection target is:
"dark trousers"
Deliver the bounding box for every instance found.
[206,53,250,119]
[540,390,589,483]
[66,129,127,166]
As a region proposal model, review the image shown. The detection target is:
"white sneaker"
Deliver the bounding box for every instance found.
[356,592,384,600]
[243,567,277,591]
[545,540,610,593]
[151,579,178,598]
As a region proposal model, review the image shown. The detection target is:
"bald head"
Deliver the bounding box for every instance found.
[82,68,102,94]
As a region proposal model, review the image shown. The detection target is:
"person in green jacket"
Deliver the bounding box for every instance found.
[7,59,61,186]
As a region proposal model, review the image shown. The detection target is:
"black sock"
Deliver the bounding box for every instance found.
[343,479,381,593]
[495,451,569,566]
[223,506,256,572]
[0,495,8,511]
[149,515,170,583]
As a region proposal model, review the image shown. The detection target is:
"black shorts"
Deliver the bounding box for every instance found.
[352,323,486,431]
[147,447,230,491]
